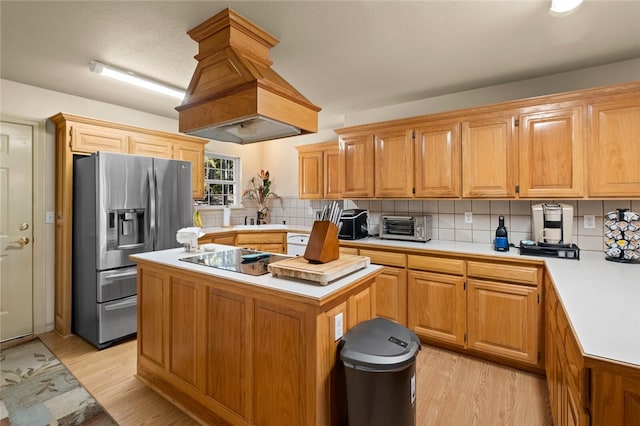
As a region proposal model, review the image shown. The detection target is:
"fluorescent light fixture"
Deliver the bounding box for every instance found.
[89,60,185,100]
[550,0,584,16]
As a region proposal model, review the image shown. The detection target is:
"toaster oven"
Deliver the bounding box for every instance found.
[380,215,432,242]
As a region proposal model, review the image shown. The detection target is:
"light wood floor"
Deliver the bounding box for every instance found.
[39,331,553,425]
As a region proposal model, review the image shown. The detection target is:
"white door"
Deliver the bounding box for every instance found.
[0,121,33,341]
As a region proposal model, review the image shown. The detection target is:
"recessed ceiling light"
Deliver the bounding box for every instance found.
[549,0,584,16]
[89,60,185,100]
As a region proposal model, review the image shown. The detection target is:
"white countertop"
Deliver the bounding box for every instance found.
[131,246,382,301]
[156,227,640,368]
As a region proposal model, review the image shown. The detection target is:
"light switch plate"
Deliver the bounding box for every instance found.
[584,215,596,229]
[464,212,473,224]
[45,211,54,223]
[334,312,344,341]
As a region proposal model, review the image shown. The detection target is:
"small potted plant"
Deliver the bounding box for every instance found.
[241,170,283,224]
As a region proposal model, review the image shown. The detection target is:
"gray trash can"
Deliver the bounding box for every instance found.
[340,317,421,426]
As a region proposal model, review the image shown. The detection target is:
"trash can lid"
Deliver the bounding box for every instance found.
[340,317,421,371]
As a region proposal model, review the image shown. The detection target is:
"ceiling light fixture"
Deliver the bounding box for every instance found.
[549,0,584,16]
[89,60,185,100]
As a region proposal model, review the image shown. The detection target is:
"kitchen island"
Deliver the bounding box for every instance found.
[131,246,382,426]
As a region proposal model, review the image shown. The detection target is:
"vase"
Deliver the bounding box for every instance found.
[257,208,268,225]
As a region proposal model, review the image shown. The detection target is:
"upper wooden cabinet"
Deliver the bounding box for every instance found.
[413,121,461,197]
[374,127,414,197]
[49,112,208,337]
[338,133,375,198]
[518,105,585,198]
[295,141,340,199]
[462,113,518,198]
[587,95,640,197]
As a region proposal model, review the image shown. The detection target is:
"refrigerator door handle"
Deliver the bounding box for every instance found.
[148,167,157,249]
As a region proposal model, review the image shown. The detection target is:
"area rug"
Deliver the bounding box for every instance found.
[0,339,118,425]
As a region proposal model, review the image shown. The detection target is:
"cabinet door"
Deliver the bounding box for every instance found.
[324,146,341,199]
[407,270,465,347]
[588,97,640,197]
[298,150,323,199]
[138,267,166,368]
[467,279,539,365]
[371,266,407,326]
[174,141,205,199]
[374,128,414,197]
[347,286,373,329]
[414,122,461,197]
[462,114,517,198]
[339,133,375,198]
[129,135,173,159]
[591,369,640,426]
[518,106,585,198]
[70,123,128,153]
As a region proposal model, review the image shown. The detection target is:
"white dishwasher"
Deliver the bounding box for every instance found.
[287,233,309,256]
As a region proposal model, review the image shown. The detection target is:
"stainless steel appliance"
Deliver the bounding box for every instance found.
[338,209,369,240]
[180,248,290,275]
[380,215,432,242]
[73,152,192,348]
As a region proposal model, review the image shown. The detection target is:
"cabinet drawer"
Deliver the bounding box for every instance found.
[235,232,285,245]
[467,261,538,286]
[359,249,406,267]
[339,247,359,255]
[407,255,465,275]
[261,243,285,254]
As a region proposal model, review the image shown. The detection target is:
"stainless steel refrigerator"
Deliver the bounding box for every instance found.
[73,152,192,348]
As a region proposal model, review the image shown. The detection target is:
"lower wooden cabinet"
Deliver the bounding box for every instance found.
[407,254,543,370]
[359,249,407,326]
[467,279,539,365]
[408,270,465,347]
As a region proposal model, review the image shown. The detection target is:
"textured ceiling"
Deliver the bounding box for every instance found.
[1,1,639,129]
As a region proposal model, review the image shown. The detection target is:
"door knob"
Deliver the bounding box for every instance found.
[14,237,30,246]
[19,223,30,231]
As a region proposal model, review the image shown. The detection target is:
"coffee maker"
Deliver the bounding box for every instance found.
[532,203,573,247]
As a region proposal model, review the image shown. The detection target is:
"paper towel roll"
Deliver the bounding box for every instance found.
[223,205,231,227]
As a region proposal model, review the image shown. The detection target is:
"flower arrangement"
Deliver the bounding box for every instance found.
[241,170,283,222]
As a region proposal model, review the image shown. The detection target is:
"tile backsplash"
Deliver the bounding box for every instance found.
[197,198,640,252]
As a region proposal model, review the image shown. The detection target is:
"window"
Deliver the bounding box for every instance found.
[201,153,240,207]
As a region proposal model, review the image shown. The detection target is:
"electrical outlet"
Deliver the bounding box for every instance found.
[334,312,344,341]
[308,206,314,215]
[464,212,473,224]
[583,215,596,229]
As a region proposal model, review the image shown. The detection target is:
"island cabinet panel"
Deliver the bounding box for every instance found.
[413,121,461,198]
[339,133,375,198]
[169,278,206,392]
[518,106,585,198]
[461,114,517,198]
[466,280,539,365]
[135,258,380,426]
[206,288,250,418]
[587,96,640,197]
[590,369,640,426]
[408,270,466,348]
[374,128,414,197]
[254,301,311,426]
[138,269,166,367]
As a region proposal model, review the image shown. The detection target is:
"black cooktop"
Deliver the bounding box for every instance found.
[179,248,290,276]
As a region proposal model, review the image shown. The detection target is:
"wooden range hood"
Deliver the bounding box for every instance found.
[176,8,320,144]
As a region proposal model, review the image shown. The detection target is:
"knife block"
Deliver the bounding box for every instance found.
[304,221,340,264]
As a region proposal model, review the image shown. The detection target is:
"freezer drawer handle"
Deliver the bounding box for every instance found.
[116,242,146,250]
[104,297,137,311]
[104,271,137,280]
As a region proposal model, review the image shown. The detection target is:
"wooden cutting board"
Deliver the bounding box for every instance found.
[268,255,370,285]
